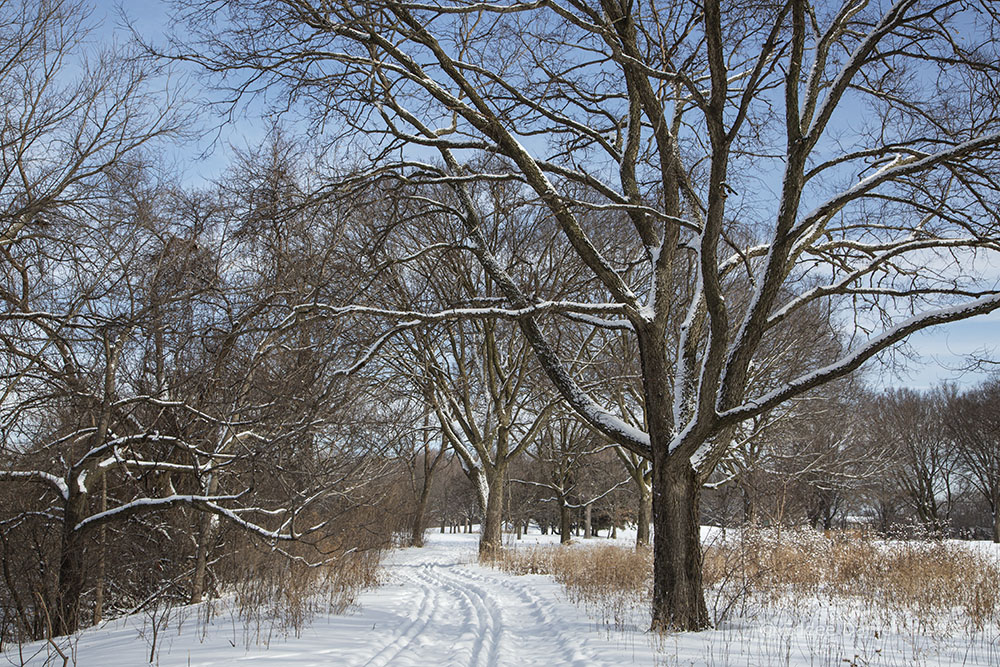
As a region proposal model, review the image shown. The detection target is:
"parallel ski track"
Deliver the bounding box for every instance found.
[461,564,600,666]
[361,563,441,667]
[358,548,600,667]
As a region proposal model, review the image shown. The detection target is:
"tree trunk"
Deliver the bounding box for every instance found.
[742,485,756,525]
[583,503,592,539]
[993,506,1000,544]
[190,469,226,605]
[410,478,433,547]
[478,470,504,557]
[650,460,709,632]
[559,500,572,544]
[93,473,107,625]
[56,496,87,636]
[637,483,652,547]
[190,513,216,604]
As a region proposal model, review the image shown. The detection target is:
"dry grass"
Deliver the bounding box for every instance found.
[493,544,651,630]
[494,529,1000,639]
[704,529,1000,632]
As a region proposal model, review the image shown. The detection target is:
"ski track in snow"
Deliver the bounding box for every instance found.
[356,539,597,666]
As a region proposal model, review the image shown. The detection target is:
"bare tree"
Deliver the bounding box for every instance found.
[0,0,186,635]
[948,379,1000,542]
[0,143,385,637]
[420,319,553,555]
[868,388,956,534]
[176,0,1000,630]
[1,0,181,247]
[521,412,625,544]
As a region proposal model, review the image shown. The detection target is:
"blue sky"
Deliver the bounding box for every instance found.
[881,315,999,390]
[88,0,999,392]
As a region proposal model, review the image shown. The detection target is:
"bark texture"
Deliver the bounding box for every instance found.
[650,460,709,632]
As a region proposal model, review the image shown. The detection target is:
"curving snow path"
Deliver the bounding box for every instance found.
[336,535,617,667]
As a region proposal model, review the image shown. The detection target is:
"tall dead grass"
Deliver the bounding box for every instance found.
[493,544,651,630]
[207,504,396,648]
[495,529,1000,637]
[704,529,1000,633]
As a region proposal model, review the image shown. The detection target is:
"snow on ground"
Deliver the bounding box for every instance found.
[6,529,1000,666]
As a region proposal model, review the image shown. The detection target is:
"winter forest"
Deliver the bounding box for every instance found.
[3,0,1000,664]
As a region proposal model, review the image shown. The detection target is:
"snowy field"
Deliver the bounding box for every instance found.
[5,529,1000,666]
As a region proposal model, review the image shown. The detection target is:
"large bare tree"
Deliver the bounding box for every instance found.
[176,0,1000,630]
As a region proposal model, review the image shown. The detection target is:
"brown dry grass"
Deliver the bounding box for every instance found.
[493,544,651,630]
[703,529,1000,631]
[495,529,1000,636]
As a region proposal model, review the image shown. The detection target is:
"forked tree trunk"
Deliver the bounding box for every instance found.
[650,460,709,632]
[191,473,221,604]
[190,513,215,604]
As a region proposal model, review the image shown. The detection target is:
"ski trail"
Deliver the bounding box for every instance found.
[349,540,603,667]
[360,564,440,667]
[413,564,503,667]
[10,531,1000,666]
[5,532,656,666]
[460,565,601,666]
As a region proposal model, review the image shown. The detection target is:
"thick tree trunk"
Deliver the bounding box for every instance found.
[467,466,502,555]
[478,471,504,557]
[993,507,1000,544]
[56,497,87,636]
[583,503,592,539]
[650,460,709,632]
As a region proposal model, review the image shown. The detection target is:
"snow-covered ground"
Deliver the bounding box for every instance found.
[5,529,1000,666]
